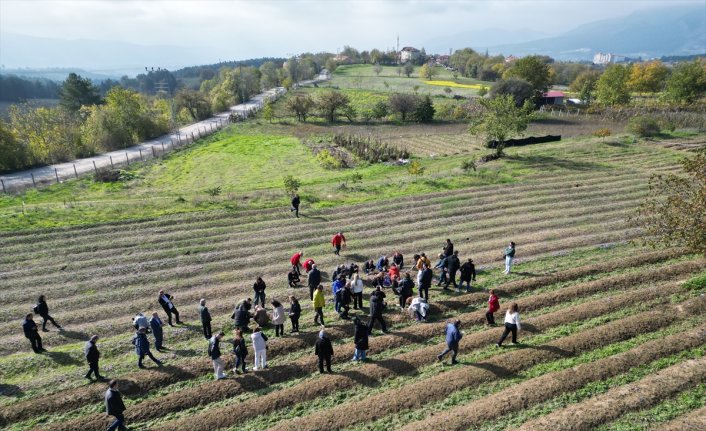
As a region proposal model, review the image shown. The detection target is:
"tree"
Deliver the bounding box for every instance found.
[663,59,706,103]
[403,62,414,78]
[285,94,314,122]
[419,63,438,81]
[373,63,383,76]
[489,78,534,106]
[325,58,338,73]
[371,100,388,120]
[469,94,533,157]
[316,90,351,123]
[262,101,275,123]
[388,93,418,121]
[0,120,28,172]
[9,104,85,164]
[503,55,551,95]
[631,148,706,255]
[283,175,301,195]
[570,70,601,104]
[259,61,280,89]
[596,64,631,106]
[412,95,435,123]
[627,60,669,94]
[175,88,212,121]
[59,73,102,112]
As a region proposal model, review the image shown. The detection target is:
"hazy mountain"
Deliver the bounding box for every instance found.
[0,33,220,76]
[486,5,706,60]
[424,28,553,55]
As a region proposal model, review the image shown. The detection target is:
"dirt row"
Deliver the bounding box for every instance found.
[149,282,694,431]
[654,405,706,431]
[399,325,706,431]
[2,247,688,420]
[44,263,693,431]
[515,356,706,431]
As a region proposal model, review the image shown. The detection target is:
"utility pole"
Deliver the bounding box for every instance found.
[151,67,180,144]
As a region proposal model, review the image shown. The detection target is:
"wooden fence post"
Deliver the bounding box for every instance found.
[191,132,195,141]
[31,173,36,188]
[1,179,5,194]
[73,164,78,178]
[139,149,143,161]
[152,146,156,158]
[109,156,114,169]
[93,160,98,174]
[55,168,59,183]
[161,142,166,152]
[125,152,129,165]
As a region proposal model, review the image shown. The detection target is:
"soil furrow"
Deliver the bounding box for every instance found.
[653,405,706,431]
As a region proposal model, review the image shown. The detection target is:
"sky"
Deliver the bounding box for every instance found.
[1,0,703,60]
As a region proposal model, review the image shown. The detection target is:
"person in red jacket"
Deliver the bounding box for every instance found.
[331,232,346,256]
[291,251,303,275]
[486,289,500,326]
[303,258,316,273]
[388,263,400,280]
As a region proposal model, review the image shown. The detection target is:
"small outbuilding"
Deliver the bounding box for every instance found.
[540,91,565,105]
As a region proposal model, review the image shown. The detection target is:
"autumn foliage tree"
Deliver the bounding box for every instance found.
[627,60,669,94]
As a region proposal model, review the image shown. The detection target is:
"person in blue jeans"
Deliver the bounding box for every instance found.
[437,319,463,364]
[105,380,127,431]
[332,276,345,313]
[253,277,267,307]
[352,317,369,362]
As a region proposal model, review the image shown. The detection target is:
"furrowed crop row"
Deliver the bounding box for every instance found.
[654,405,706,430]
[398,325,706,431]
[264,297,705,431]
[2,250,692,424]
[515,356,706,431]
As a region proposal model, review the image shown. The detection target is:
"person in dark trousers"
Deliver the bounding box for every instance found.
[158,290,182,326]
[315,329,334,373]
[289,296,301,333]
[352,317,369,362]
[290,194,300,218]
[363,259,375,275]
[288,268,301,288]
[105,380,127,431]
[337,284,352,319]
[331,232,346,256]
[34,295,62,332]
[497,303,521,347]
[486,289,500,326]
[459,258,477,292]
[84,335,103,380]
[199,298,212,339]
[434,253,448,286]
[271,300,286,337]
[368,285,388,334]
[392,251,404,269]
[398,272,415,310]
[132,327,162,368]
[444,250,461,291]
[308,264,322,301]
[253,277,267,307]
[291,251,303,276]
[313,285,326,326]
[232,329,248,374]
[149,312,164,351]
[350,273,364,310]
[443,239,454,257]
[419,264,433,301]
[22,313,44,353]
[437,319,463,364]
[233,299,252,332]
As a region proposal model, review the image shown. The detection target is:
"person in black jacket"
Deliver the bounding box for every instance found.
[337,284,352,319]
[199,299,212,339]
[84,335,103,380]
[209,332,226,380]
[315,330,334,373]
[288,268,301,288]
[232,329,248,374]
[149,312,164,351]
[443,239,454,257]
[35,295,62,331]
[419,264,433,301]
[459,258,477,292]
[352,317,369,362]
[288,296,301,333]
[233,298,253,331]
[253,277,267,306]
[290,194,300,218]
[444,251,461,291]
[157,290,182,326]
[368,285,388,334]
[105,380,127,431]
[307,264,322,300]
[22,313,44,353]
[392,251,404,269]
[398,273,415,310]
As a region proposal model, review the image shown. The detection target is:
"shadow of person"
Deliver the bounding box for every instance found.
[0,383,23,397]
[57,329,90,341]
[44,351,83,366]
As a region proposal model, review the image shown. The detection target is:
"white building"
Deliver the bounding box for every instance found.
[593,52,617,65]
[400,47,420,63]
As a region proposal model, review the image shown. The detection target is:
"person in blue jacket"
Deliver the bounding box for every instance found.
[332,276,345,314]
[437,319,462,364]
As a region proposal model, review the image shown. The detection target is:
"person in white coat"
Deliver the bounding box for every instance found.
[271,300,286,337]
[350,273,364,310]
[496,303,521,347]
[251,327,268,370]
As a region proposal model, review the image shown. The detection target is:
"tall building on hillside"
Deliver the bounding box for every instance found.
[593,52,617,65]
[400,47,420,63]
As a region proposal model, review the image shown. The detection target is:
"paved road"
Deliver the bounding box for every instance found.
[0,72,328,193]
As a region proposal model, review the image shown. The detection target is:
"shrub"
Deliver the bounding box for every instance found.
[682,272,706,291]
[477,86,488,97]
[627,116,661,137]
[461,158,477,175]
[407,160,425,175]
[283,175,301,194]
[593,128,612,140]
[332,134,409,163]
[349,172,363,184]
[94,168,121,182]
[316,149,343,169]
[205,186,222,197]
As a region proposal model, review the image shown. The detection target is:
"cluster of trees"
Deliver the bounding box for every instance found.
[0,75,60,102]
[337,46,429,66]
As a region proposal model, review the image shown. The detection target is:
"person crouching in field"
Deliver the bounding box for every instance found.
[486,289,500,326]
[289,296,301,333]
[497,303,521,347]
[232,298,253,332]
[438,319,462,364]
[503,241,516,275]
[271,300,286,337]
[291,251,303,276]
[132,327,162,368]
[315,329,334,373]
[251,327,268,370]
[232,329,248,374]
[288,268,301,288]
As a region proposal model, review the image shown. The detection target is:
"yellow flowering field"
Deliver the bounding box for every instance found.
[424,80,485,89]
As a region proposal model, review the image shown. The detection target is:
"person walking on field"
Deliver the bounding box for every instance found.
[444,250,461,291]
[158,290,182,326]
[232,329,248,374]
[443,238,454,257]
[251,327,268,370]
[459,258,477,292]
[315,329,334,373]
[503,241,516,275]
[34,295,63,332]
[497,303,521,347]
[289,296,301,333]
[486,289,500,326]
[199,299,212,339]
[22,313,44,353]
[434,253,448,287]
[438,319,463,364]
[350,273,364,310]
[313,285,326,326]
[253,277,267,307]
[132,313,149,332]
[105,380,127,431]
[291,194,300,218]
[149,312,164,352]
[208,331,227,380]
[398,272,415,310]
[291,251,304,276]
[271,300,286,337]
[419,263,433,301]
[84,335,104,380]
[307,263,321,300]
[368,285,388,334]
[132,327,162,368]
[331,232,346,256]
[352,317,369,362]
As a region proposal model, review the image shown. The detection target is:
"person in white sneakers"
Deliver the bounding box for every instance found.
[208,332,226,380]
[503,241,516,275]
[496,303,521,347]
[251,327,268,370]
